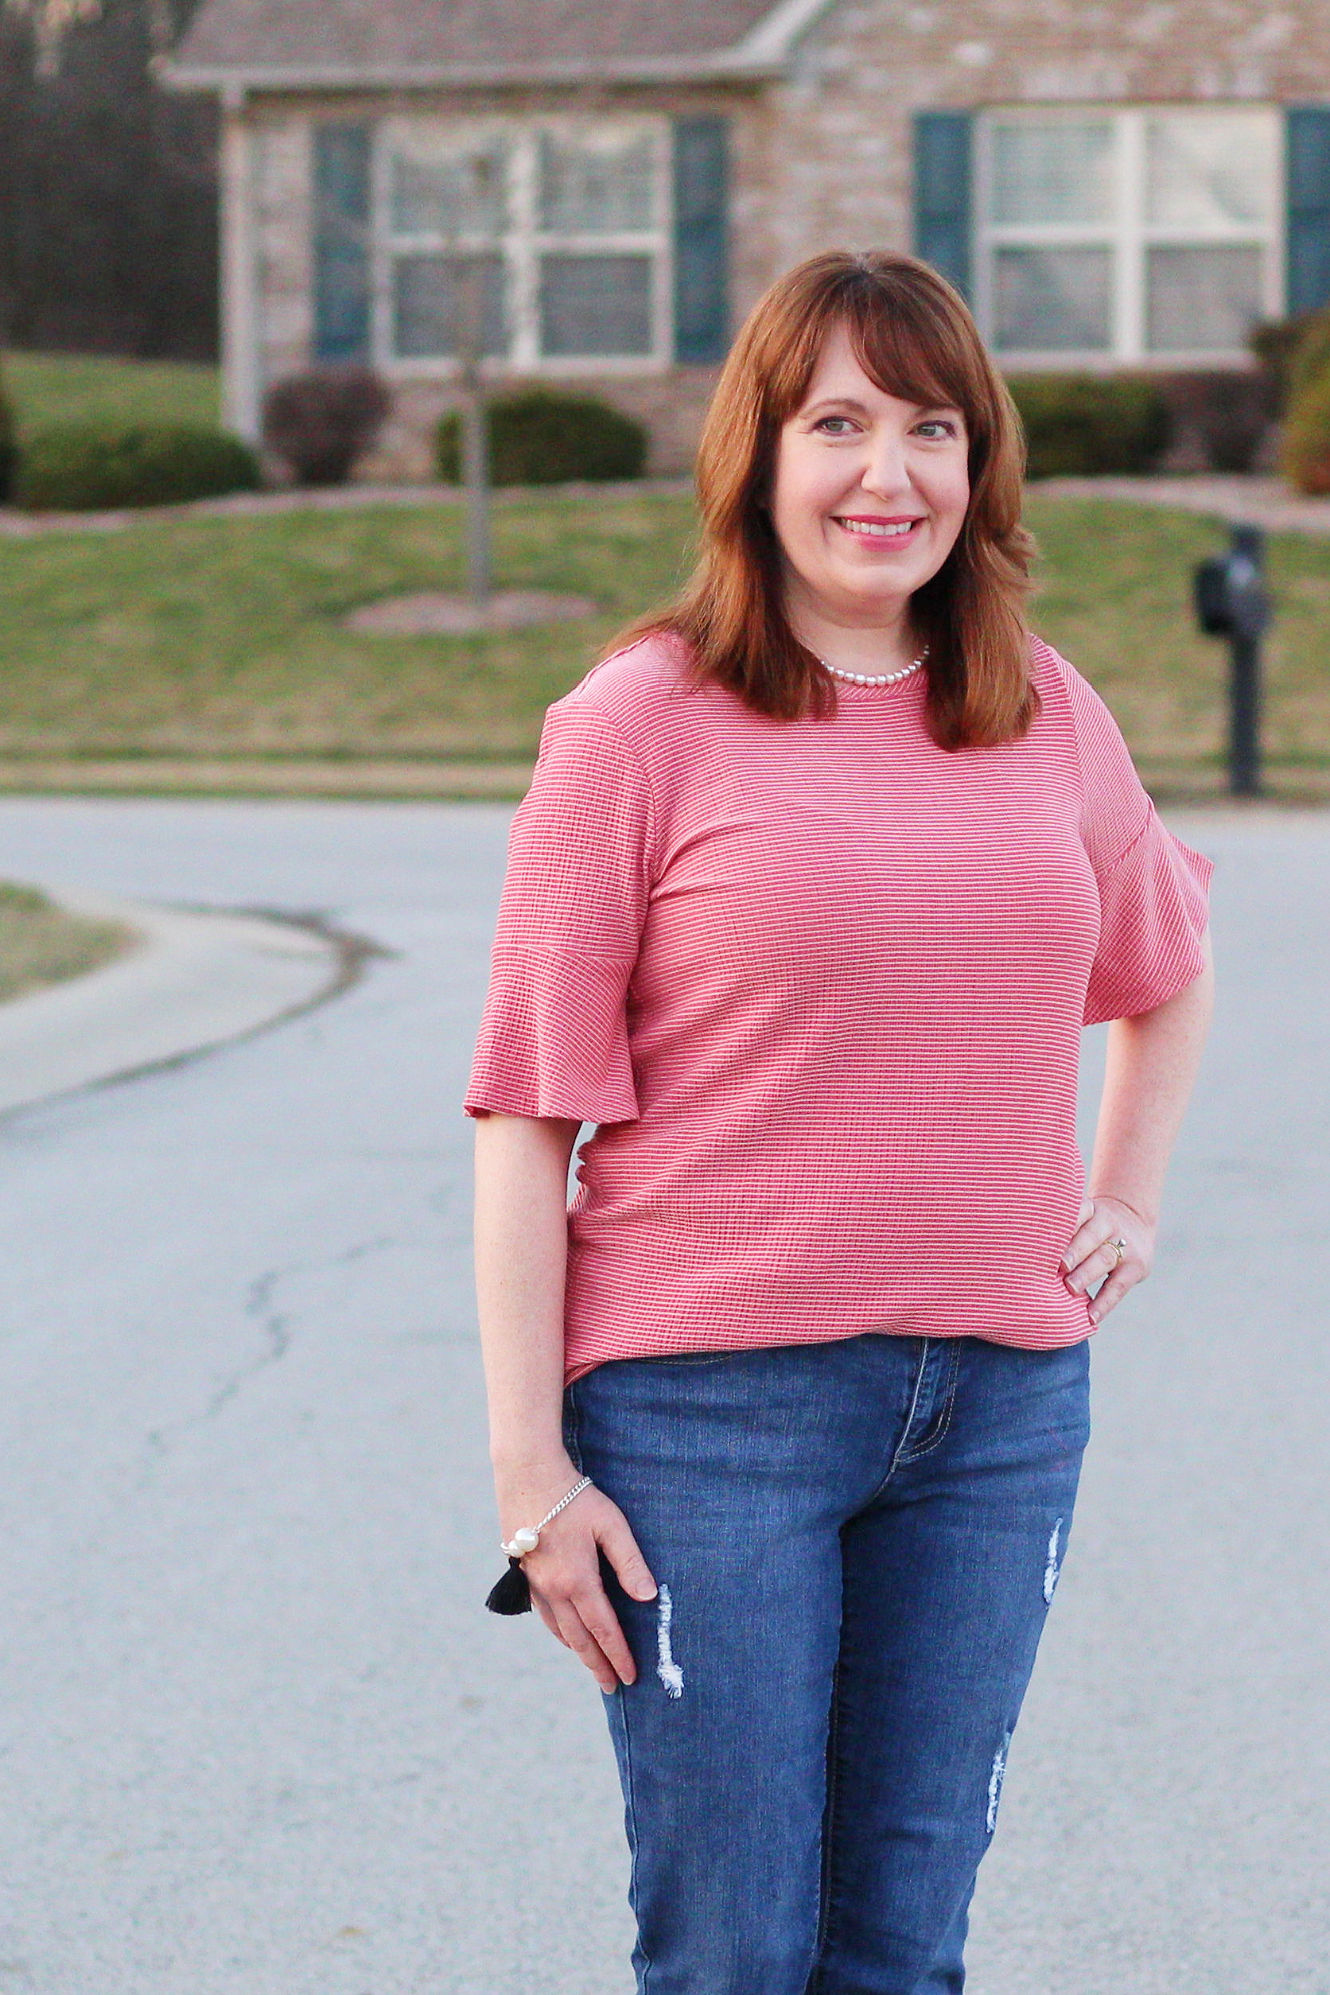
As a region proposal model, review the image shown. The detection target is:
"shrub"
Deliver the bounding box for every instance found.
[435,387,648,485]
[1250,307,1330,411]
[15,421,262,511]
[1158,370,1279,474]
[262,366,392,486]
[0,367,15,504]
[1007,374,1170,478]
[1281,349,1330,494]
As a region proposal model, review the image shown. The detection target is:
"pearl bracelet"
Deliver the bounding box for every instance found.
[500,1475,594,1559]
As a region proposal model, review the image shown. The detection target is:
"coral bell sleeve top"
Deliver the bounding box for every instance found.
[465,633,1212,1383]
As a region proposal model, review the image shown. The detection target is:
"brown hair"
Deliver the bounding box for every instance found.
[607,249,1037,749]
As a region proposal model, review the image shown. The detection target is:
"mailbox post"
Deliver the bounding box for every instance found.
[1193,523,1271,797]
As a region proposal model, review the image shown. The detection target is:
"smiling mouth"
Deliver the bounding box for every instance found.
[833,516,923,540]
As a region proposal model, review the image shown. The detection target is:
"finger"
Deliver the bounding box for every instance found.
[570,1582,638,1686]
[1062,1193,1122,1269]
[1060,1226,1102,1276]
[1061,1198,1096,1260]
[528,1585,571,1647]
[1086,1263,1139,1323]
[596,1510,658,1603]
[1063,1234,1127,1293]
[550,1598,621,1693]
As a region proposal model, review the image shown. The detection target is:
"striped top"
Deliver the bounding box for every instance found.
[466,633,1212,1383]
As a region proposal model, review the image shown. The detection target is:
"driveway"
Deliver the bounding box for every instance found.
[0,796,1325,1995]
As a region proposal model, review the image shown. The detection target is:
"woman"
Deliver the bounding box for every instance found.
[466,249,1214,1994]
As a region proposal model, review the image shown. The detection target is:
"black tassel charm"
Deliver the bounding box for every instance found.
[484,1475,596,1615]
[485,1557,533,1615]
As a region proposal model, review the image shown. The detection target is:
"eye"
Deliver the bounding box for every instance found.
[915,415,962,440]
[812,415,859,436]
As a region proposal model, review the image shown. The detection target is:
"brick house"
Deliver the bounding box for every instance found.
[164,0,1330,474]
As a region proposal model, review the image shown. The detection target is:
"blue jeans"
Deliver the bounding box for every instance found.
[563,1333,1092,1995]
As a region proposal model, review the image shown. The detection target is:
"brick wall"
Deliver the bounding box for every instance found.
[225,1,1330,474]
[232,83,749,475]
[253,114,314,386]
[751,0,1330,276]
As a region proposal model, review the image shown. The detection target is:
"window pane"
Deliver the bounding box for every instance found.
[990,121,1115,224]
[993,247,1112,351]
[390,140,509,236]
[539,254,653,355]
[1146,114,1275,229]
[393,254,507,357]
[538,132,655,233]
[1146,245,1264,352]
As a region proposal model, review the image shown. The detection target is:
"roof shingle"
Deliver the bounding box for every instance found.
[171,0,796,81]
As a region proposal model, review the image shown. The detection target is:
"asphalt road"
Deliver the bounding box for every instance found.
[0,796,1326,1995]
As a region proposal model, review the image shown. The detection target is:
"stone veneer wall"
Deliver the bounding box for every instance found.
[252,113,315,390]
[226,2,1330,476]
[232,84,762,477]
[749,0,1330,305]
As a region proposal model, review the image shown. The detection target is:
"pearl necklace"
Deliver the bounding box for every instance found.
[820,652,926,687]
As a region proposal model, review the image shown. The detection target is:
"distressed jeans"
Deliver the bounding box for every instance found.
[563,1332,1092,1995]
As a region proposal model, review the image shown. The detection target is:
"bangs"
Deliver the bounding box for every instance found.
[609,247,1035,746]
[767,265,994,442]
[847,294,981,429]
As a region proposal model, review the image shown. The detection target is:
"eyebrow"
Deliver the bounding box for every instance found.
[800,395,961,418]
[802,395,872,414]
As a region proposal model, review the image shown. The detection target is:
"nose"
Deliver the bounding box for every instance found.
[860,426,916,500]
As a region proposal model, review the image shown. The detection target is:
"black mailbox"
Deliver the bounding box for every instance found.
[1194,554,1234,635]
[1193,529,1271,642]
[1192,523,1269,796]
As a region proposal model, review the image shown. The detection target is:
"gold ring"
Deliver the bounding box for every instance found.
[1108,1235,1127,1267]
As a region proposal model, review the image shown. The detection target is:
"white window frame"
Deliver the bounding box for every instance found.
[371,113,673,376]
[975,105,1285,369]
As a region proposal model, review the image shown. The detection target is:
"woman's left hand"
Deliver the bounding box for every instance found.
[1060,1194,1155,1323]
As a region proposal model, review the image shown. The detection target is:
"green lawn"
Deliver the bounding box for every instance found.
[1025,494,1330,785]
[2,352,220,438]
[0,485,1325,796]
[0,882,132,1002]
[0,493,698,762]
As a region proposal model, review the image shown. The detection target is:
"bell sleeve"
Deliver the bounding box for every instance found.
[464,698,657,1124]
[1067,663,1214,1027]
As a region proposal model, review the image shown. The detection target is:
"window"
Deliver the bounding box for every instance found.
[385,131,510,360]
[377,118,668,368]
[977,108,1281,363]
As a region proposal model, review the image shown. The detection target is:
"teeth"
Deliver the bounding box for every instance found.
[838,518,916,538]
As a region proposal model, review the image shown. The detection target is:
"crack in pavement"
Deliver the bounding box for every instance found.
[201,1268,291,1425]
[139,1234,397,1481]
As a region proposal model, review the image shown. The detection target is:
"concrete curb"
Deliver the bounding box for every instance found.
[1030,472,1330,536]
[0,477,695,538]
[0,885,359,1118]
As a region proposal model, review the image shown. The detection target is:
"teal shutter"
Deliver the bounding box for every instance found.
[673,117,729,363]
[912,112,973,299]
[1287,107,1330,315]
[313,123,372,363]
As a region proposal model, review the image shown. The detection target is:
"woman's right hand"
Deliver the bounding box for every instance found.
[497,1467,658,1692]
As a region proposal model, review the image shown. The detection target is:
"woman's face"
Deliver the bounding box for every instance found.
[769,321,971,635]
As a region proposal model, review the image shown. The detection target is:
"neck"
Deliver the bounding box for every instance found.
[784,588,918,678]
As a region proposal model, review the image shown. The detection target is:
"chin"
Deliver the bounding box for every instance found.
[838,580,917,617]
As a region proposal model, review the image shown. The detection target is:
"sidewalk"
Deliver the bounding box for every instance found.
[0,476,693,538]
[0,884,349,1116]
[4,472,1330,539]
[1032,471,1330,534]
